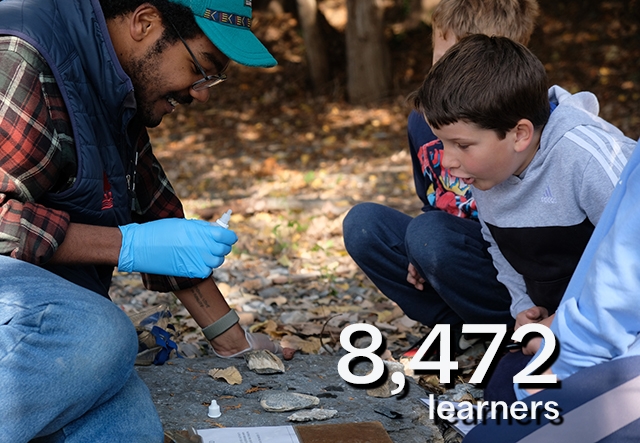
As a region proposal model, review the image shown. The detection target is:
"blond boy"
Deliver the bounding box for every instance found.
[343,0,540,353]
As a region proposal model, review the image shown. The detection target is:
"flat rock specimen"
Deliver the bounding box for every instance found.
[244,350,286,374]
[287,408,338,422]
[260,392,320,412]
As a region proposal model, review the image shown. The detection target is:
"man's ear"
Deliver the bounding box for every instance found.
[129,4,163,43]
[513,119,535,153]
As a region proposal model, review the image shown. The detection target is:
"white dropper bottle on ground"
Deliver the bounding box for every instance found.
[208,399,222,418]
[215,209,232,229]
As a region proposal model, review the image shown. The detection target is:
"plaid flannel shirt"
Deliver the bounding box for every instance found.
[0,36,202,292]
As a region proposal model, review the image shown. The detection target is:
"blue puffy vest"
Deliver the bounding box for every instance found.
[0,0,138,296]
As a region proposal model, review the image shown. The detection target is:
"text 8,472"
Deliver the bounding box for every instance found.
[338,323,558,386]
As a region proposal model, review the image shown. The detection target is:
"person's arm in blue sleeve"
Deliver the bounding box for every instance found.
[516,139,640,400]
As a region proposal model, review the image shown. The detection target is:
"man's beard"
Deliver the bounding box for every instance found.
[126,39,192,128]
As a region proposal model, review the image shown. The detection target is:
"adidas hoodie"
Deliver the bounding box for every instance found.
[473,85,637,318]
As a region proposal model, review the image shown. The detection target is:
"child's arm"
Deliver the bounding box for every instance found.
[479,218,535,318]
[515,139,640,401]
[551,143,640,381]
[572,127,637,225]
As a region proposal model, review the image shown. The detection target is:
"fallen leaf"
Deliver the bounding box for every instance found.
[376,307,404,324]
[208,367,243,385]
[374,321,398,332]
[249,319,279,334]
[248,319,290,339]
[245,386,269,394]
[280,335,322,354]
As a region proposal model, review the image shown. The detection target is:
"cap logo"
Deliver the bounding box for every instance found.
[203,9,252,29]
[245,0,252,6]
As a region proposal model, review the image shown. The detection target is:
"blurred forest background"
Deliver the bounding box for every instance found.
[137,0,640,353]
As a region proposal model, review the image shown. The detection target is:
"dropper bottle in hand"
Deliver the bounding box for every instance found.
[215,209,232,229]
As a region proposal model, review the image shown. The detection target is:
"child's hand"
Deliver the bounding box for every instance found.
[515,306,549,330]
[406,263,426,290]
[515,308,555,355]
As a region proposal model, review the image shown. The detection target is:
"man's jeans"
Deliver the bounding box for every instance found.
[0,256,163,442]
[343,203,512,327]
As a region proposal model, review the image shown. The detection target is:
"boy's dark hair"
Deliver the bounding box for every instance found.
[413,34,549,139]
[99,0,200,43]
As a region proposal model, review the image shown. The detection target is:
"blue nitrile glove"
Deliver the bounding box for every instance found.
[118,218,238,278]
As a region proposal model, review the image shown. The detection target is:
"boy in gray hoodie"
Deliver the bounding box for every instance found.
[413,34,636,397]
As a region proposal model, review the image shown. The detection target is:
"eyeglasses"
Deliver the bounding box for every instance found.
[169,22,227,91]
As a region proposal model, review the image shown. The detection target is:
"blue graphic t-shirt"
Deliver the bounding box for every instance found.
[408,110,477,219]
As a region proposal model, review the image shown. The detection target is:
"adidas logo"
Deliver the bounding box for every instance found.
[541,185,556,204]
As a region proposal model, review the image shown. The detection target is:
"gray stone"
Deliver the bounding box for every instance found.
[257,286,284,298]
[366,361,406,398]
[260,391,320,412]
[287,408,338,422]
[279,311,309,324]
[438,383,484,402]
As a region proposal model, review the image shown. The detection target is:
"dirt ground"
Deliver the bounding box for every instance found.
[118,0,640,359]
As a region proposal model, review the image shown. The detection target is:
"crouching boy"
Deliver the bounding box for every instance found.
[412,34,637,400]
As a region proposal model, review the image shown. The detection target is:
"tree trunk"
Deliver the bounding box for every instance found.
[296,0,331,93]
[345,0,391,104]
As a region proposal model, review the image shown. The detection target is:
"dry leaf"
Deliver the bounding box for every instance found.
[376,309,403,324]
[248,319,290,339]
[279,335,322,354]
[391,315,418,333]
[249,319,279,334]
[245,386,269,394]
[418,374,445,395]
[208,367,243,385]
[374,321,398,332]
[308,305,360,317]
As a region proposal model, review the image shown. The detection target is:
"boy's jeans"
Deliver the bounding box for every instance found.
[0,255,163,443]
[343,202,512,327]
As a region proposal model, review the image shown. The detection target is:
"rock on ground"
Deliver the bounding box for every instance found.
[137,354,444,443]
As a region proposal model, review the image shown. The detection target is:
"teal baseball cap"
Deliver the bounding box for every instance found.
[169,0,277,68]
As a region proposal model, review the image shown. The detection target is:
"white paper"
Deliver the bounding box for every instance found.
[197,425,300,443]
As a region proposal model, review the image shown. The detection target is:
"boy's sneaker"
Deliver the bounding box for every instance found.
[400,324,481,360]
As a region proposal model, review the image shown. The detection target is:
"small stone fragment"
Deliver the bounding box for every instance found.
[244,350,285,374]
[279,311,309,324]
[282,347,297,360]
[366,361,405,398]
[287,408,338,422]
[260,392,320,412]
[439,383,484,402]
